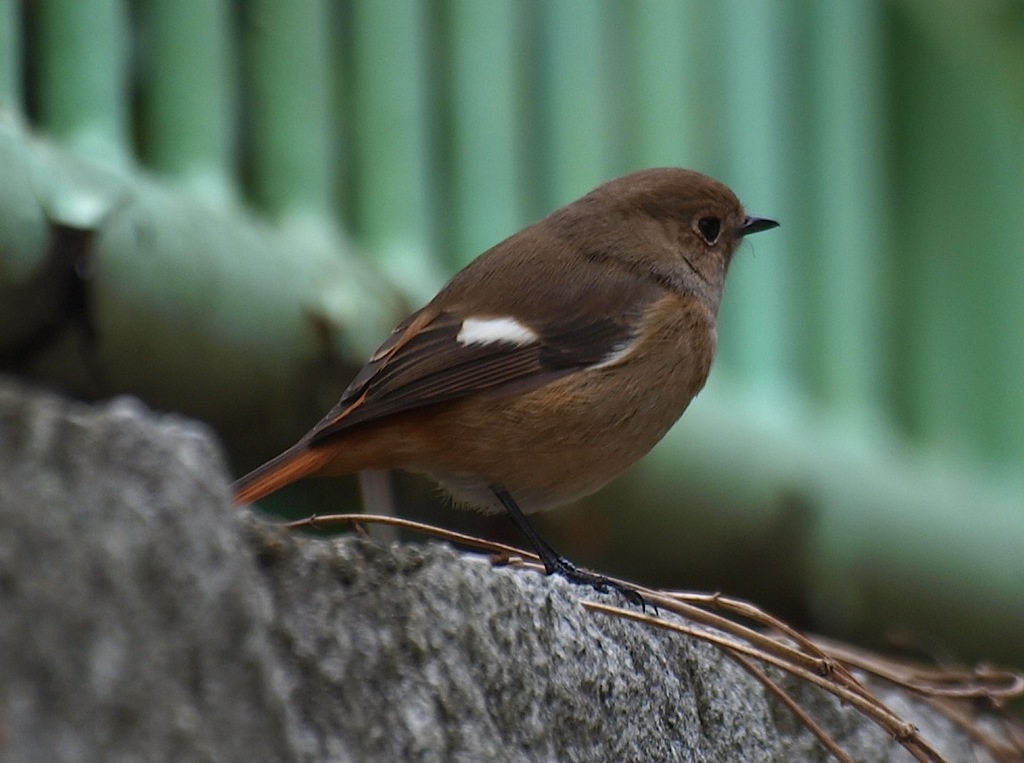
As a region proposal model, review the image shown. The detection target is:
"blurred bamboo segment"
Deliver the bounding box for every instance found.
[1,1,1022,664]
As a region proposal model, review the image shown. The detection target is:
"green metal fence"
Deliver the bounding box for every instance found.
[1,1,1022,665]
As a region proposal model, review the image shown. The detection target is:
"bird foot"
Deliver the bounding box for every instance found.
[544,555,649,610]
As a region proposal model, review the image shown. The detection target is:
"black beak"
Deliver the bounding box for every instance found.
[739,216,779,236]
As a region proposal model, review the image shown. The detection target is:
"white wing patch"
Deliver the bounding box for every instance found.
[456,317,538,347]
[590,337,638,369]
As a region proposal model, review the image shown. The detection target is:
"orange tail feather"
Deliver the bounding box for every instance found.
[232,443,335,505]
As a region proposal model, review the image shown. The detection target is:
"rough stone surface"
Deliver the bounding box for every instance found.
[0,378,990,762]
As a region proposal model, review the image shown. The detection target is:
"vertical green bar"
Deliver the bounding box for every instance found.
[350,0,441,298]
[891,24,984,456]
[35,0,130,166]
[138,0,235,204]
[894,25,1024,462]
[626,0,707,169]
[446,0,524,266]
[805,1,886,414]
[242,0,333,219]
[713,0,798,393]
[0,0,48,288]
[539,0,616,206]
[980,112,1024,464]
[0,0,20,115]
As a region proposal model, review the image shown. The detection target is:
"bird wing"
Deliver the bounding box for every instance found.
[307,303,640,444]
[304,231,676,445]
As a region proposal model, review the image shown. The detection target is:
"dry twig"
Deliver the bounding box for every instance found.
[276,511,1024,762]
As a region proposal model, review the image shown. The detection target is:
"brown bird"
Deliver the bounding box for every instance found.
[234,168,778,596]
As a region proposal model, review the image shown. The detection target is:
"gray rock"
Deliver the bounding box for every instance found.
[0,378,990,762]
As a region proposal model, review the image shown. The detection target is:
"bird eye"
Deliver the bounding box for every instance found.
[697,216,721,244]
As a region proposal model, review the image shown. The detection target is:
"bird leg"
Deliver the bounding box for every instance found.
[490,486,645,608]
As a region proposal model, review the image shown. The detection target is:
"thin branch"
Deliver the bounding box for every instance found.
[271,511,1024,763]
[728,651,855,763]
[582,600,945,761]
[281,512,541,562]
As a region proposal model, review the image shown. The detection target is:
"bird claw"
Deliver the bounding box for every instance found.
[545,556,651,611]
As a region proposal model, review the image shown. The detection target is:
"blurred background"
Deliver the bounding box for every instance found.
[1,1,1022,667]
